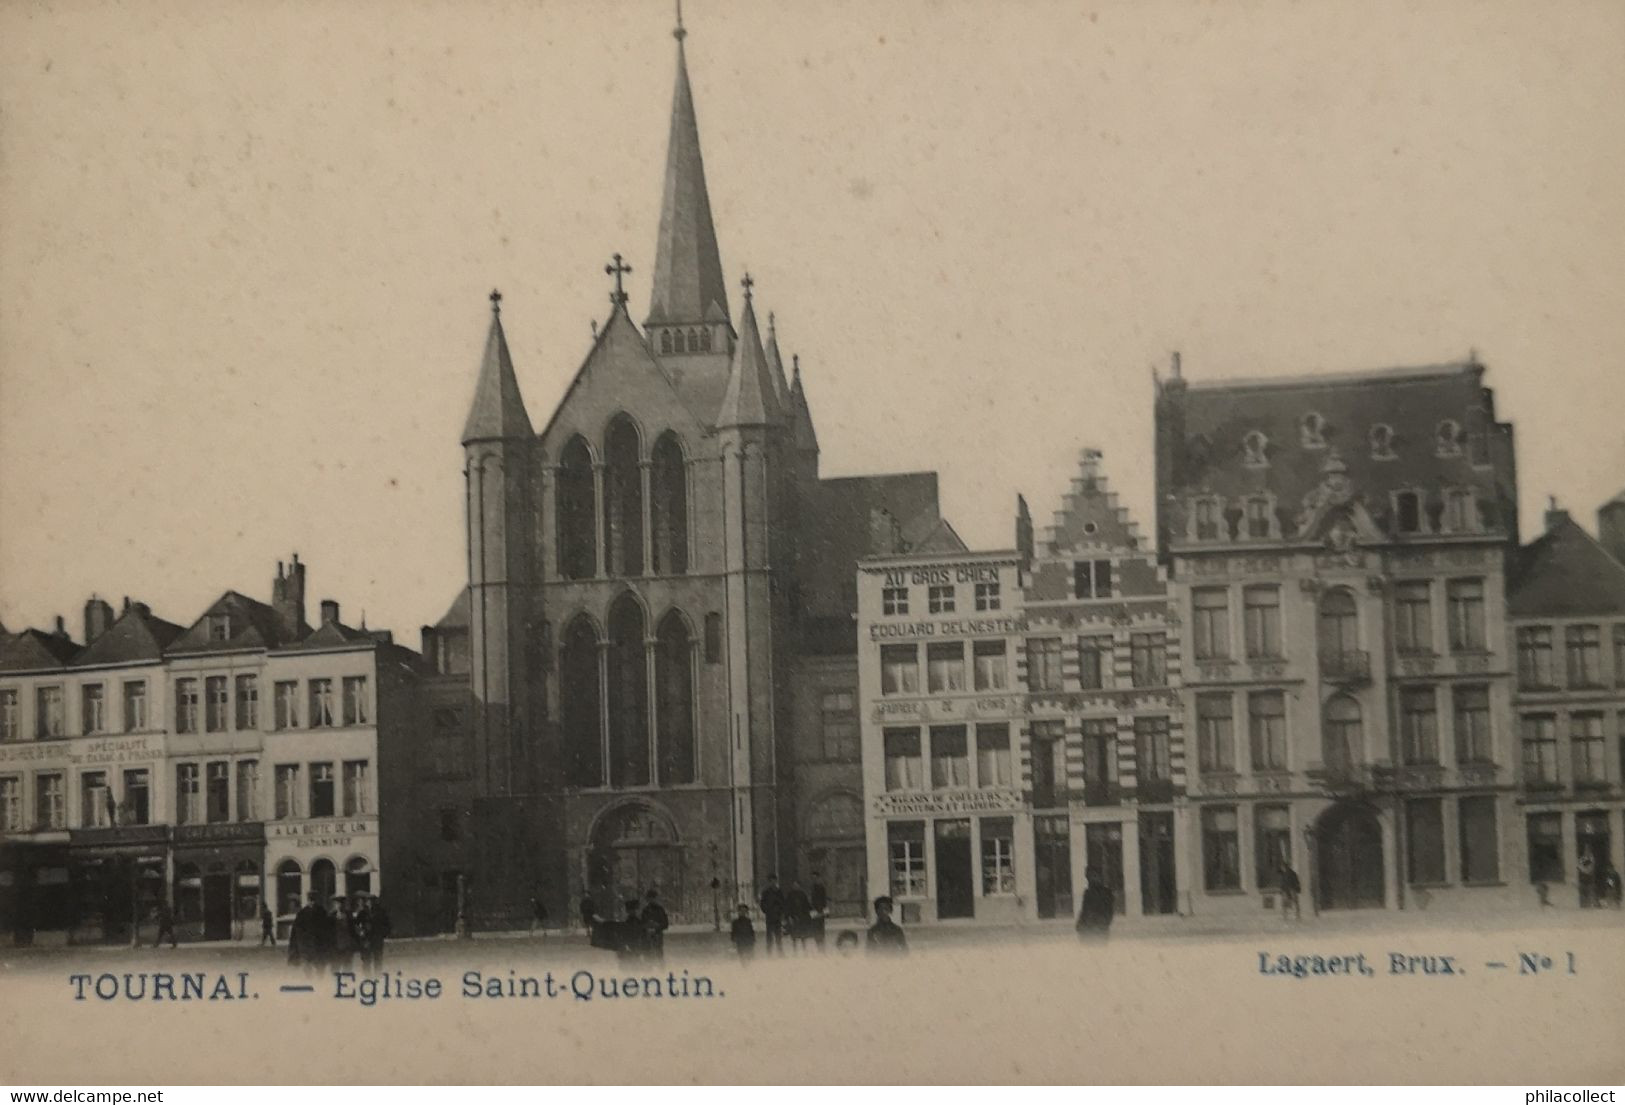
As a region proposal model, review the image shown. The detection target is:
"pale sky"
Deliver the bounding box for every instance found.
[2,0,1623,641]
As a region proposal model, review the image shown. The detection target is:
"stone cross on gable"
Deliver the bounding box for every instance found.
[605,254,632,305]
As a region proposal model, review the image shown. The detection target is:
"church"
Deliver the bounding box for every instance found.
[423,12,949,927]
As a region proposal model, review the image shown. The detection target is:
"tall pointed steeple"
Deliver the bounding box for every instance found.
[763,311,793,419]
[718,274,782,427]
[645,8,730,334]
[462,290,534,444]
[789,353,819,455]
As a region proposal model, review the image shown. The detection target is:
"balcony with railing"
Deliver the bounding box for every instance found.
[1319,649,1371,684]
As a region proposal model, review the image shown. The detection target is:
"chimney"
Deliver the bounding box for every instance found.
[1545,494,1571,534]
[1599,495,1625,565]
[84,595,115,643]
[320,599,340,626]
[272,553,307,640]
[52,615,68,639]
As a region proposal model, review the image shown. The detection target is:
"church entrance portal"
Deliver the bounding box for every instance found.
[586,804,685,921]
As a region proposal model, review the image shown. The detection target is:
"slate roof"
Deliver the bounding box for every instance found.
[73,606,184,667]
[462,305,534,444]
[1509,515,1625,618]
[0,628,80,672]
[434,590,471,631]
[280,619,378,652]
[644,36,730,329]
[912,519,969,554]
[165,591,291,655]
[1156,361,1516,547]
[718,296,782,427]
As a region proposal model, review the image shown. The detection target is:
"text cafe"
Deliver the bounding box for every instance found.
[265,816,380,934]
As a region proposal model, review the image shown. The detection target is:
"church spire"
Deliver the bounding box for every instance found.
[461,289,533,444]
[763,311,793,420]
[717,273,782,428]
[645,5,729,332]
[789,353,819,455]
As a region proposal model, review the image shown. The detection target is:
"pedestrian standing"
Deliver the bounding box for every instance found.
[288,892,325,975]
[1075,867,1114,942]
[154,900,177,949]
[367,897,391,969]
[729,905,756,964]
[1278,860,1302,921]
[865,896,907,956]
[784,880,812,955]
[259,903,276,947]
[615,898,645,965]
[758,874,786,957]
[330,898,358,971]
[641,888,670,962]
[809,872,829,952]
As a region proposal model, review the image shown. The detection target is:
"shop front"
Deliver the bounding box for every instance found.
[0,839,72,946]
[172,822,266,942]
[265,816,379,937]
[870,788,1029,925]
[67,824,170,944]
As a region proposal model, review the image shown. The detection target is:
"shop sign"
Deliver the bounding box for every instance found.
[69,824,170,850]
[869,615,1027,643]
[176,822,266,846]
[0,734,161,768]
[267,817,376,850]
[873,789,1022,817]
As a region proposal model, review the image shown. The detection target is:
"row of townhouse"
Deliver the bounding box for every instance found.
[0,557,437,945]
[857,359,1625,926]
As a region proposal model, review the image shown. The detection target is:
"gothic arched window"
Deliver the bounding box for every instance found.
[560,616,603,787]
[607,594,650,788]
[655,611,695,785]
[650,432,689,575]
[699,327,713,352]
[1323,694,1362,771]
[687,328,699,351]
[603,415,644,577]
[660,330,672,354]
[556,435,597,580]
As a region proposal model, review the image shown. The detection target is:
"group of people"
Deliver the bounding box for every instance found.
[749,873,829,955]
[285,892,391,974]
[730,886,908,962]
[581,888,670,963]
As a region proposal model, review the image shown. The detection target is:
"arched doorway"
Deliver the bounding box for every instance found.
[585,803,683,921]
[1313,801,1385,910]
[344,856,373,901]
[310,858,337,905]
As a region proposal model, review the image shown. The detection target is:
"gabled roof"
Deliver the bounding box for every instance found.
[1041,448,1145,554]
[461,304,534,445]
[718,295,783,428]
[73,605,183,667]
[166,591,290,655]
[797,471,943,624]
[0,628,79,672]
[279,618,377,652]
[644,35,729,329]
[913,518,969,554]
[1509,515,1625,617]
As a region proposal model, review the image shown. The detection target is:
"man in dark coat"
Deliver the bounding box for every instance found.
[758,874,786,956]
[259,904,276,947]
[784,880,813,954]
[640,888,670,962]
[288,892,327,974]
[153,900,177,948]
[614,898,645,964]
[1278,860,1302,921]
[865,896,907,956]
[583,896,611,949]
[1076,868,1115,941]
[809,872,829,951]
[729,905,756,964]
[361,896,391,969]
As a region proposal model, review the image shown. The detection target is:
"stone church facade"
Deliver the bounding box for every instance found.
[433,17,945,927]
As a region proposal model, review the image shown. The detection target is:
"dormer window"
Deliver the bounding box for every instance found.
[1243,495,1274,539]
[1193,496,1223,541]
[1370,423,1397,460]
[1394,490,1423,534]
[1242,431,1269,468]
[1300,412,1327,448]
[207,614,232,642]
[1442,487,1476,533]
[1435,419,1462,457]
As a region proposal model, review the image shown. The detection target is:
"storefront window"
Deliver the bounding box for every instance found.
[887,821,926,897]
[1254,805,1290,890]
[175,863,203,923]
[1526,813,1563,884]
[980,817,1015,894]
[276,860,303,916]
[1201,806,1240,891]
